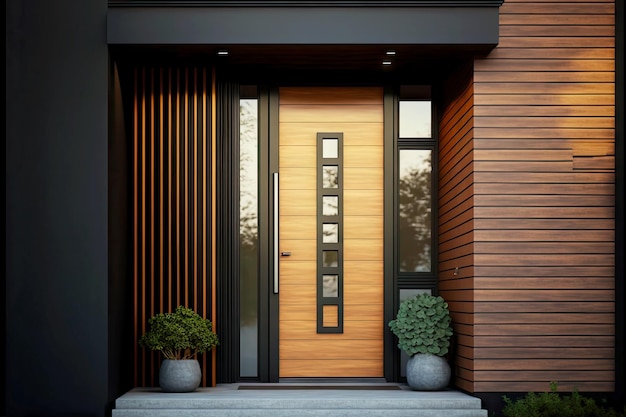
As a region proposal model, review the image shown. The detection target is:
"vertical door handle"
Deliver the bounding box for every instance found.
[273,172,279,294]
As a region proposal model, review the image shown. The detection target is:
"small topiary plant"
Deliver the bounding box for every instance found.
[502,382,626,417]
[388,293,453,356]
[139,305,219,360]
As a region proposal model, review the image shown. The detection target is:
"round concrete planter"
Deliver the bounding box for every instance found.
[406,353,451,391]
[159,359,202,393]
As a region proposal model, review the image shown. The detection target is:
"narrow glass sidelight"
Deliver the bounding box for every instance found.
[317,133,344,334]
[239,95,259,378]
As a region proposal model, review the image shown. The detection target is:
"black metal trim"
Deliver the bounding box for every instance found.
[109,1,504,7]
[216,77,241,383]
[383,86,397,382]
[258,85,272,382]
[268,86,281,382]
[317,133,345,334]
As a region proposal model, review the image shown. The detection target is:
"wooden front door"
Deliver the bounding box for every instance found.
[277,87,385,378]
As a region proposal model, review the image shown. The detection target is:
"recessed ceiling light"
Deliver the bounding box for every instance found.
[383,61,392,65]
[217,51,229,56]
[386,51,396,56]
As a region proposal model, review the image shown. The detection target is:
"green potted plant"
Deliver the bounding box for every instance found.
[388,293,453,390]
[140,305,219,392]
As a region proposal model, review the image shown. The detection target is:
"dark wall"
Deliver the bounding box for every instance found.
[6,1,111,416]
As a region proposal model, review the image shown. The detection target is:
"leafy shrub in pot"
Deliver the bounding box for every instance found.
[388,293,453,356]
[388,293,453,390]
[140,305,219,392]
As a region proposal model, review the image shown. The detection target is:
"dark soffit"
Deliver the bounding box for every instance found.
[108,1,502,72]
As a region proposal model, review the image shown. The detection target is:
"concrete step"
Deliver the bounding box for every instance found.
[113,385,488,417]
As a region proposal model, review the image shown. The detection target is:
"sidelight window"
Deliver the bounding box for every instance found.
[395,85,437,305]
[239,87,259,378]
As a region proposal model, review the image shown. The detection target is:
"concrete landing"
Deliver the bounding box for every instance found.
[113,384,488,417]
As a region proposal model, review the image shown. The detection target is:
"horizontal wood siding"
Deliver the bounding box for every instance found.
[132,66,214,387]
[471,0,615,393]
[439,62,477,393]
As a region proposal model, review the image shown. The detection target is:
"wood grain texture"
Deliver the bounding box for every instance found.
[453,0,617,393]
[132,66,213,387]
[279,360,383,378]
[278,87,384,378]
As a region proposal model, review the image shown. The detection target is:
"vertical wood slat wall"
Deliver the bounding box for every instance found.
[441,0,616,393]
[132,66,215,387]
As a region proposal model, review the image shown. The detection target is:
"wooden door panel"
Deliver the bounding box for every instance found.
[345,146,384,168]
[344,194,384,217]
[344,216,384,238]
[278,87,384,378]
[279,215,316,240]
[279,320,383,340]
[280,302,384,321]
[280,190,316,212]
[279,145,316,167]
[344,168,384,189]
[344,239,384,261]
[279,360,383,378]
[279,240,316,260]
[280,123,383,146]
[280,168,316,189]
[280,86,384,105]
[280,104,384,123]
[281,340,383,360]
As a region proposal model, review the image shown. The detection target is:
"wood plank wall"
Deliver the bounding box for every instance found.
[439,62,478,393]
[441,0,616,393]
[132,66,215,387]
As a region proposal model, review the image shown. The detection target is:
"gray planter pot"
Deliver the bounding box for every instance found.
[159,359,202,393]
[406,353,451,391]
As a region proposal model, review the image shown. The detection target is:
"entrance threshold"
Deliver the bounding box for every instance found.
[239,379,402,390]
[113,385,489,417]
[240,377,401,390]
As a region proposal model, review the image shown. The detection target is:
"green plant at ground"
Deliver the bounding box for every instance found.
[388,293,453,356]
[139,305,219,360]
[502,382,625,417]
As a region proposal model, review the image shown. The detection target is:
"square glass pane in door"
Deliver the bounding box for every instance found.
[323,275,339,297]
[323,250,338,267]
[322,223,338,243]
[323,196,339,216]
[322,166,339,188]
[323,138,338,158]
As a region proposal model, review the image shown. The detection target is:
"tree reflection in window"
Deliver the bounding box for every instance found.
[239,98,258,377]
[323,166,339,188]
[398,150,432,272]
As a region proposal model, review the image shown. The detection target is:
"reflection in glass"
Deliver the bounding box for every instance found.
[240,98,258,377]
[398,149,432,273]
[323,275,339,297]
[399,101,431,138]
[323,223,338,243]
[323,166,339,188]
[323,251,338,267]
[323,196,339,216]
[323,138,338,158]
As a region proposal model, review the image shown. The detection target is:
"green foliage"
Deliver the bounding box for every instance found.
[502,382,625,417]
[388,293,453,356]
[139,306,219,360]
